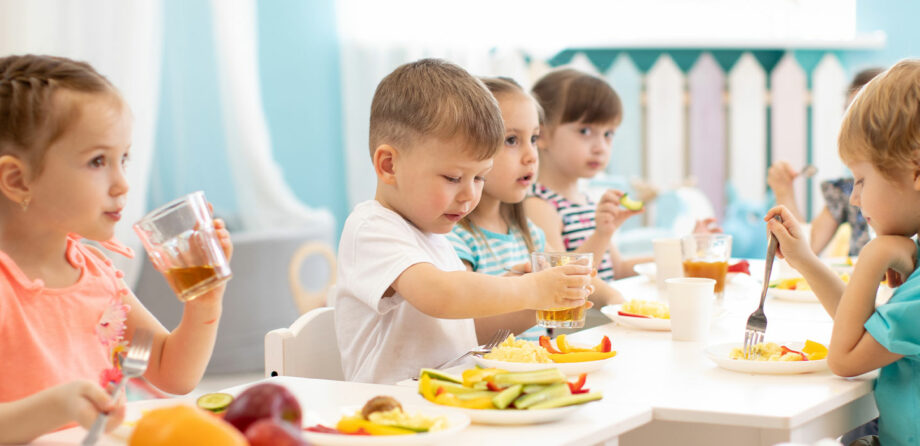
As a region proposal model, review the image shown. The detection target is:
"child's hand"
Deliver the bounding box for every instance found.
[503,261,531,276]
[692,218,723,234]
[764,205,813,268]
[767,161,797,199]
[528,263,593,309]
[860,236,916,288]
[213,218,233,261]
[595,190,643,238]
[56,380,125,432]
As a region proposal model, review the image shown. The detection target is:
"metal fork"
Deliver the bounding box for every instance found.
[82,329,154,446]
[413,328,511,379]
[743,215,783,359]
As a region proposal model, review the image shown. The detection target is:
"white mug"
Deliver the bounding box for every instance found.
[653,238,683,290]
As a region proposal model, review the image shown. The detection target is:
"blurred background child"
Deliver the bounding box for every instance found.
[0,54,232,443]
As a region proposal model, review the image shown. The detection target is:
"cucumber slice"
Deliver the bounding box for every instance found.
[418,368,462,384]
[492,368,566,386]
[522,384,547,394]
[455,390,499,401]
[528,392,603,410]
[492,384,523,409]
[620,193,644,211]
[513,383,570,409]
[196,392,234,412]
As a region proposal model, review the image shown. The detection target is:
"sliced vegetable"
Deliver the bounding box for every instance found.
[727,260,751,275]
[419,368,462,384]
[555,334,594,353]
[461,367,504,387]
[492,384,523,410]
[619,193,644,211]
[196,393,234,413]
[528,392,603,410]
[617,310,651,319]
[567,373,587,393]
[802,340,828,360]
[548,351,617,363]
[491,368,566,386]
[539,336,562,354]
[336,417,415,436]
[593,336,612,353]
[514,383,570,409]
[780,345,808,361]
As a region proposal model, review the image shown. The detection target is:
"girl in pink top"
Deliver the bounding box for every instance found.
[0,55,233,443]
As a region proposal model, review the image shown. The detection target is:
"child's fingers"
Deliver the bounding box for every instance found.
[104,400,126,432]
[764,205,797,225]
[79,381,116,414]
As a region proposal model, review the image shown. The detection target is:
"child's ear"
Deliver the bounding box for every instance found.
[0,155,31,204]
[912,160,920,191]
[373,144,398,185]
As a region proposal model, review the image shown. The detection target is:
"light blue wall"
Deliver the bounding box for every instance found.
[840,0,920,75]
[150,0,346,233]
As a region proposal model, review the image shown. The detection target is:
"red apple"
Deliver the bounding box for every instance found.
[223,383,302,433]
[245,418,310,446]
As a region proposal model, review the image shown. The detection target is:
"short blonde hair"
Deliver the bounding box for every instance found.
[369,58,503,160]
[839,60,920,179]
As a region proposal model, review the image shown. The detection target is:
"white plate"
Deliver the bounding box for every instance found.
[767,287,817,302]
[600,304,671,331]
[472,354,614,376]
[425,403,579,425]
[633,262,656,281]
[704,341,828,374]
[303,405,469,445]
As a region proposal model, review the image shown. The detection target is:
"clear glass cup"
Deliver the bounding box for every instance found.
[134,191,232,302]
[681,234,732,299]
[531,251,593,328]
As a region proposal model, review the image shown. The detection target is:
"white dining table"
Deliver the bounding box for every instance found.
[34,260,878,446]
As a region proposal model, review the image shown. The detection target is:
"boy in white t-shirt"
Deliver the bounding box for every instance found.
[335,59,594,384]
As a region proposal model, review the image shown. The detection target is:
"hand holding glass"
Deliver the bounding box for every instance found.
[531,252,593,328]
[134,191,232,302]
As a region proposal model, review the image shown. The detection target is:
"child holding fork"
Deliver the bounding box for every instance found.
[0,54,233,443]
[766,60,920,446]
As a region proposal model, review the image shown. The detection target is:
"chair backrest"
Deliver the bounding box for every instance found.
[264,306,344,380]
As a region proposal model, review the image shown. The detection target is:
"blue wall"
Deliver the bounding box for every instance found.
[840,0,920,74]
[151,0,346,232]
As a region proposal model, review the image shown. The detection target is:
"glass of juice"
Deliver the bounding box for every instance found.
[134,191,232,302]
[531,252,593,328]
[680,234,732,299]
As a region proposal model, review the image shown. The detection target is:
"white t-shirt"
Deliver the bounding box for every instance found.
[334,200,478,384]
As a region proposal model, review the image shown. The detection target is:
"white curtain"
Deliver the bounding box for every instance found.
[0,0,163,286]
[208,0,335,233]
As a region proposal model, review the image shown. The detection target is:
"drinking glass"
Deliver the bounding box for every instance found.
[681,234,732,299]
[134,191,232,302]
[531,252,593,328]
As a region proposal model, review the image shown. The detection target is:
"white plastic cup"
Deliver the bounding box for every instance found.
[665,277,716,341]
[653,238,683,290]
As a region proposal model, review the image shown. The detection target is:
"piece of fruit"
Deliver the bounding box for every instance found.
[245,418,309,446]
[619,193,644,211]
[802,340,828,360]
[129,405,247,446]
[222,383,302,434]
[197,392,234,413]
[361,396,402,419]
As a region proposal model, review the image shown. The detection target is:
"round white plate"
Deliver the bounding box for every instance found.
[704,341,828,374]
[303,405,469,445]
[633,262,656,281]
[472,354,614,375]
[427,403,579,425]
[767,287,817,302]
[600,304,670,331]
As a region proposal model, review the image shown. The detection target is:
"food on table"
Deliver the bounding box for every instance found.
[484,334,552,363]
[419,367,602,410]
[222,382,302,434]
[246,418,309,446]
[727,259,751,275]
[619,299,670,319]
[619,193,644,211]
[729,340,828,361]
[196,392,234,413]
[129,405,247,446]
[305,395,448,436]
[770,274,850,291]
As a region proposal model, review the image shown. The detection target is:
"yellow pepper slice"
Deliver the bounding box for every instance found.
[461,367,506,387]
[549,351,617,363]
[802,340,828,360]
[336,416,415,435]
[418,374,436,402]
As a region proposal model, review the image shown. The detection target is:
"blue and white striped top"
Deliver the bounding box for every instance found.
[447,220,547,275]
[530,183,615,282]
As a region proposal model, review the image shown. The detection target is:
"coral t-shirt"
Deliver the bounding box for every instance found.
[0,235,133,402]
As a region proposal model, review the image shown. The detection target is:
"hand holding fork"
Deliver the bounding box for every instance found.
[743,215,782,359]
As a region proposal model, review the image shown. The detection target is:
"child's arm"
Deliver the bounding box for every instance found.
[808,208,840,255]
[125,218,233,395]
[393,262,591,319]
[766,206,846,316]
[0,380,123,444]
[827,236,912,377]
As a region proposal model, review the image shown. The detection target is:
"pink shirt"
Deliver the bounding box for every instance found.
[0,235,133,402]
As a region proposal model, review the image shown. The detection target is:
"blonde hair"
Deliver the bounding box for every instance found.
[839,60,920,179]
[458,76,539,253]
[531,68,622,127]
[0,54,118,174]
[369,58,503,160]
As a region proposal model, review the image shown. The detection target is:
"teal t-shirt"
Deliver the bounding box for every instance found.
[447,221,546,275]
[864,241,920,446]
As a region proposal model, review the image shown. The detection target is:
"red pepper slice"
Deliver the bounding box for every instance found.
[571,387,590,395]
[567,373,587,393]
[539,335,562,354]
[780,346,808,361]
[435,386,446,396]
[727,260,751,275]
[487,381,505,392]
[617,310,651,319]
[593,335,612,353]
[305,424,342,434]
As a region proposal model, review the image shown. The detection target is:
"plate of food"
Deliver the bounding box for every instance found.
[303,397,470,445]
[705,340,829,374]
[418,367,601,425]
[601,301,670,331]
[471,334,616,375]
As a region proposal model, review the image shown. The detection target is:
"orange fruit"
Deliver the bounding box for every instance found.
[802,340,828,360]
[129,404,247,446]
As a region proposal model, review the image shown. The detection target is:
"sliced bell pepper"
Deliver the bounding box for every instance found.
[336,417,415,436]
[617,310,650,319]
[433,392,494,409]
[780,345,808,361]
[486,381,505,392]
[548,351,617,363]
[727,259,751,275]
[556,334,594,353]
[592,336,612,353]
[567,373,587,393]
[418,374,436,402]
[801,340,828,360]
[539,335,562,354]
[462,367,505,387]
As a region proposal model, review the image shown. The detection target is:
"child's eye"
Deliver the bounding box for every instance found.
[474,176,486,183]
[531,135,539,145]
[604,130,615,139]
[443,175,460,183]
[579,128,591,136]
[89,156,105,168]
[505,135,518,146]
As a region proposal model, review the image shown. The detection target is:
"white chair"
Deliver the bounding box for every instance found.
[264,306,344,380]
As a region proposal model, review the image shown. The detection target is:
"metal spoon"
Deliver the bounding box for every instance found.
[799,164,818,179]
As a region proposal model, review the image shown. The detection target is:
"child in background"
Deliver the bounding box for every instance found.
[335,60,593,384]
[768,67,885,257]
[448,77,623,341]
[765,60,920,446]
[0,55,233,443]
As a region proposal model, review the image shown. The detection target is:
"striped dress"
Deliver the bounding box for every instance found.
[530,183,615,282]
[447,221,546,276]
